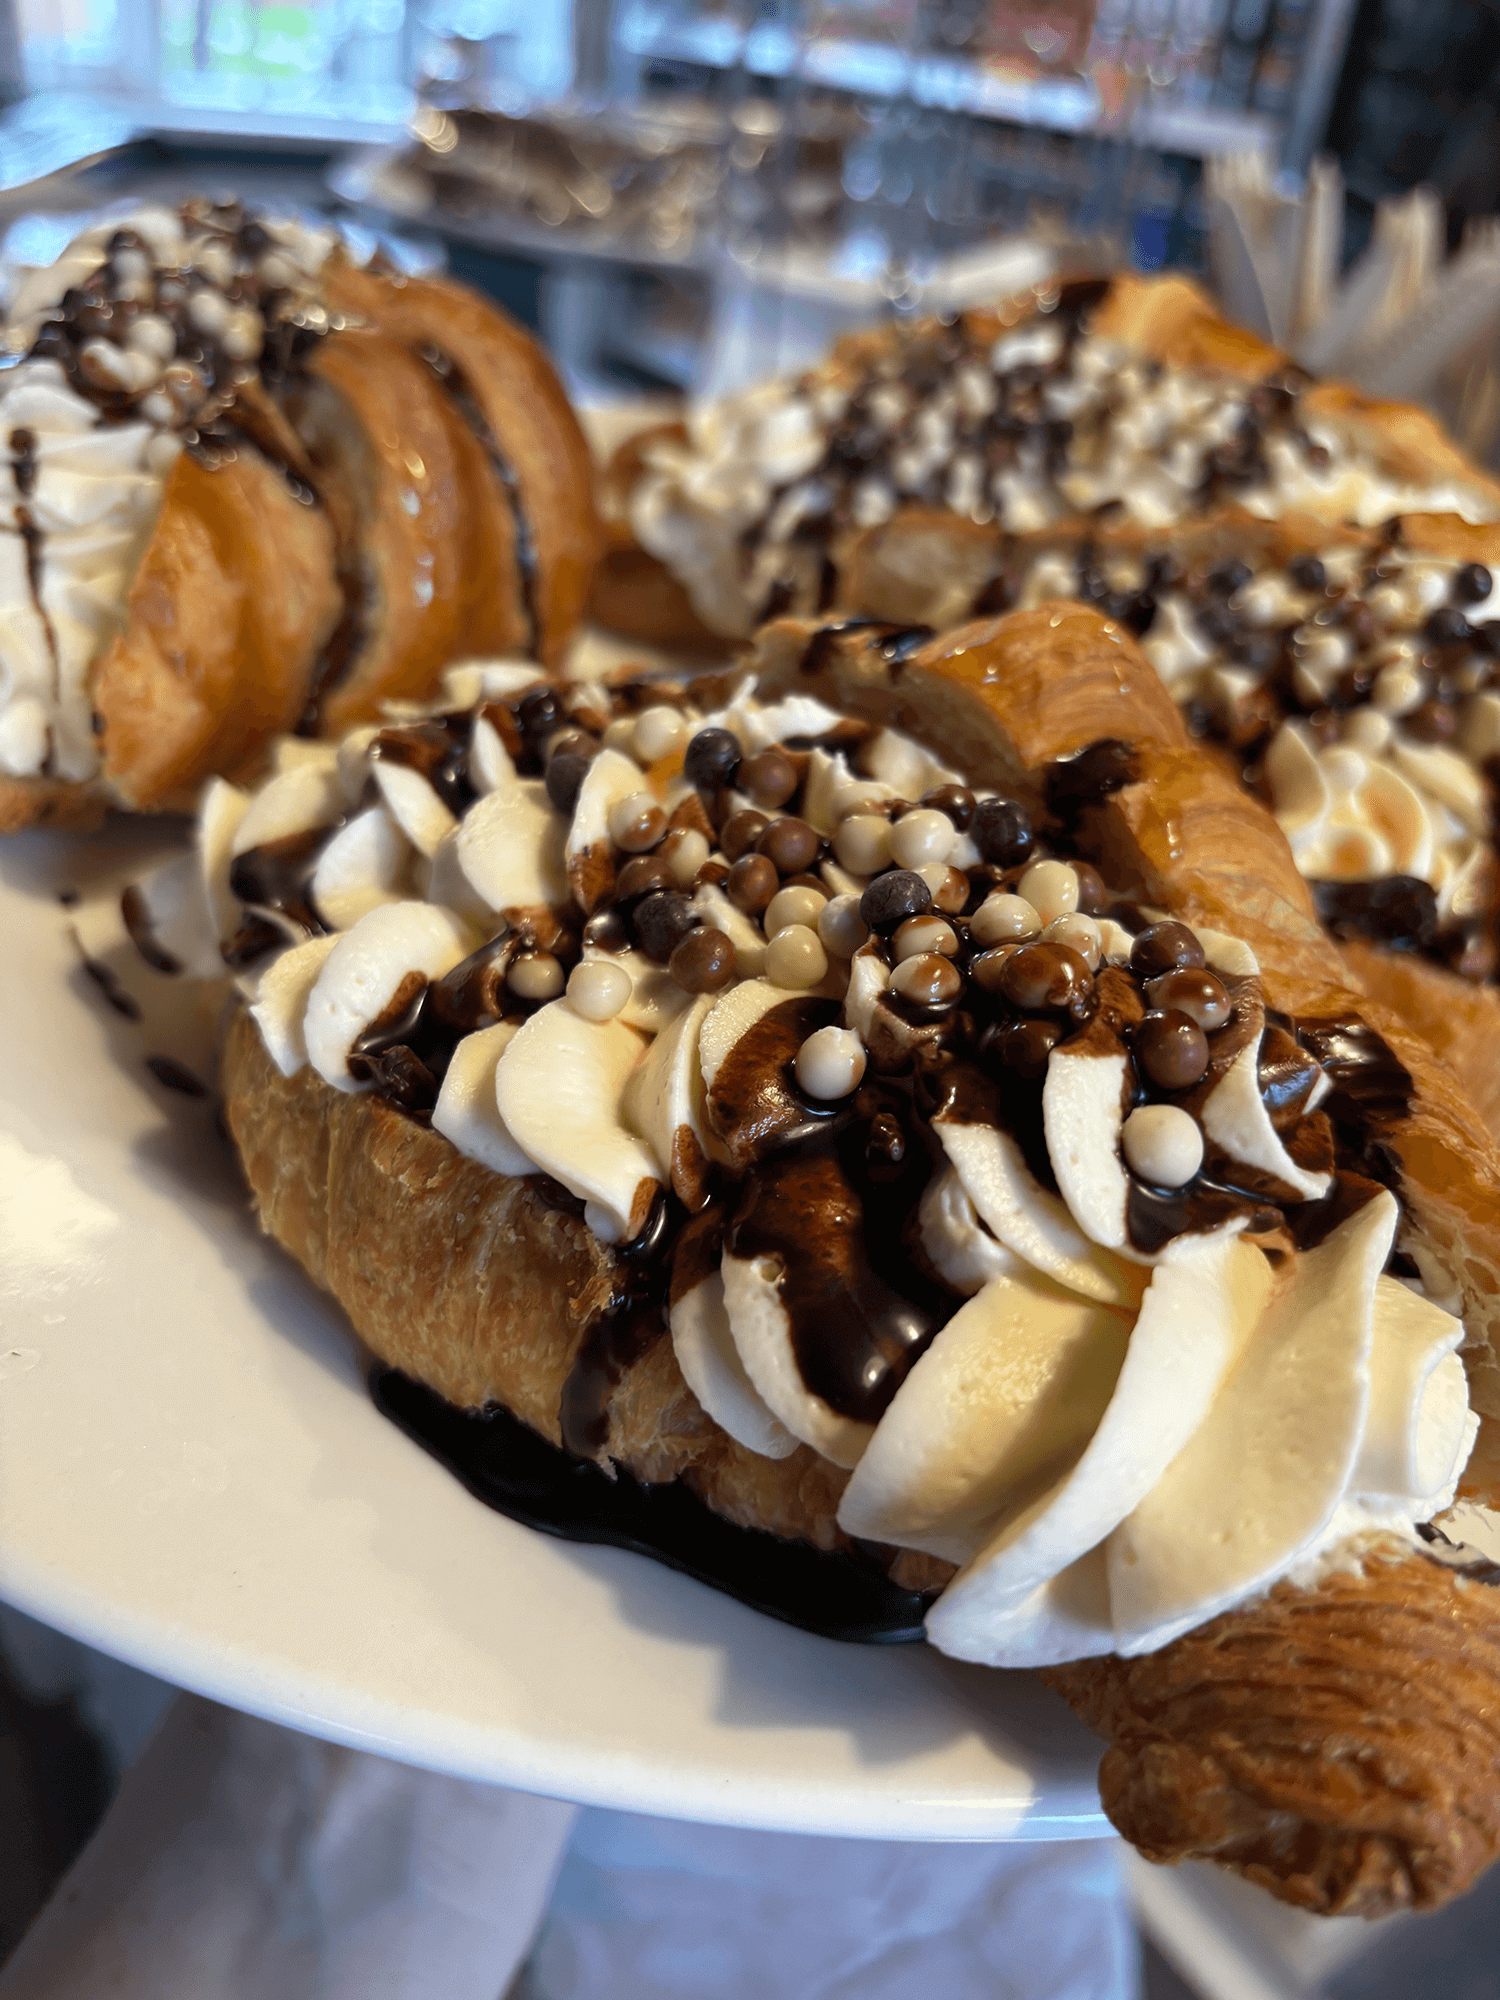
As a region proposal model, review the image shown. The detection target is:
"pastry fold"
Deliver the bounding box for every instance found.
[221,601,1500,1913]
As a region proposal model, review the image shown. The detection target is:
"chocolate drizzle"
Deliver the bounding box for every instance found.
[418,341,540,655]
[559,1191,674,1457]
[10,425,60,726]
[374,1368,937,1642]
[712,998,958,1425]
[227,826,329,938]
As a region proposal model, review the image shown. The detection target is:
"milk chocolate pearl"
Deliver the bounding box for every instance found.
[727,852,778,914]
[742,748,798,809]
[634,891,699,964]
[998,942,1093,1014]
[545,751,590,816]
[921,783,975,830]
[582,909,629,953]
[1130,920,1206,980]
[972,797,1033,866]
[757,815,820,876]
[684,726,742,792]
[889,952,963,1007]
[1136,1008,1210,1089]
[860,868,932,932]
[670,926,737,994]
[992,1016,1063,1080]
[546,727,596,764]
[1145,967,1231,1030]
[1072,862,1108,916]
[720,809,769,862]
[615,854,674,904]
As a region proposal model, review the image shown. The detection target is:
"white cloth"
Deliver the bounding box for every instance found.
[0,1694,1136,2000]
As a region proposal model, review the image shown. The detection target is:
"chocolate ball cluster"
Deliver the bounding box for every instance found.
[26,196,332,435]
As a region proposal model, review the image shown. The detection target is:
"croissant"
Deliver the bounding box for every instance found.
[157,600,1500,1918]
[0,198,600,828]
[593,272,1500,650]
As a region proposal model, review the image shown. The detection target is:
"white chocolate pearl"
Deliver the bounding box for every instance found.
[1372,662,1425,716]
[969,892,1040,946]
[1017,858,1079,924]
[833,813,892,876]
[817,893,869,957]
[662,826,709,887]
[128,312,176,362]
[188,287,231,337]
[765,923,828,990]
[921,864,969,913]
[1043,913,1101,971]
[567,958,632,1022]
[220,307,263,362]
[508,952,566,1002]
[889,952,962,1005]
[1122,1105,1203,1189]
[765,883,827,935]
[894,914,958,961]
[889,807,954,870]
[833,780,890,819]
[602,716,638,753]
[796,1025,867,1101]
[608,791,667,853]
[633,705,688,764]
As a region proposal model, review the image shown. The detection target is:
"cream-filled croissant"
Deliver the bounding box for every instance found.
[129,604,1500,1916]
[0,197,600,831]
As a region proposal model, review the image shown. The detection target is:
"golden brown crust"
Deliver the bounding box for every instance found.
[324,266,603,669]
[1043,1553,1500,1917]
[0,774,106,833]
[1340,940,1500,1144]
[93,446,342,812]
[220,1007,869,1551]
[285,326,517,735]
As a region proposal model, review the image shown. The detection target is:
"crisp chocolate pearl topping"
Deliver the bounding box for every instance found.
[670,926,737,993]
[546,728,596,763]
[634,891,699,964]
[545,752,590,815]
[1136,1008,1210,1089]
[860,869,933,931]
[741,749,798,809]
[1424,606,1471,645]
[1289,555,1326,592]
[757,815,820,876]
[684,726,742,792]
[582,909,630,953]
[992,1016,1063,1079]
[726,853,779,914]
[920,783,976,830]
[516,685,563,740]
[720,809,769,862]
[1130,920,1206,979]
[1145,967,1231,1029]
[972,797,1033,866]
[615,854,675,903]
[1453,561,1493,605]
[1071,862,1108,916]
[998,941,1092,1014]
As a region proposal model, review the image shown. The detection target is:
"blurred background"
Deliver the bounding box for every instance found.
[7,2,1500,1995]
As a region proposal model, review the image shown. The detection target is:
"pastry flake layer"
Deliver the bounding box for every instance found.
[132,641,1484,1670]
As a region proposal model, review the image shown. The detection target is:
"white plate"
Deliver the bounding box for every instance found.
[0,820,1107,1841]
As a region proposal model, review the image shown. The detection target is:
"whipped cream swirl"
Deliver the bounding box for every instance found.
[131,648,1479,1666]
[628,282,1495,639]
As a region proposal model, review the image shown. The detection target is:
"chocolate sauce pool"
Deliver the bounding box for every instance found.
[373,1369,937,1643]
